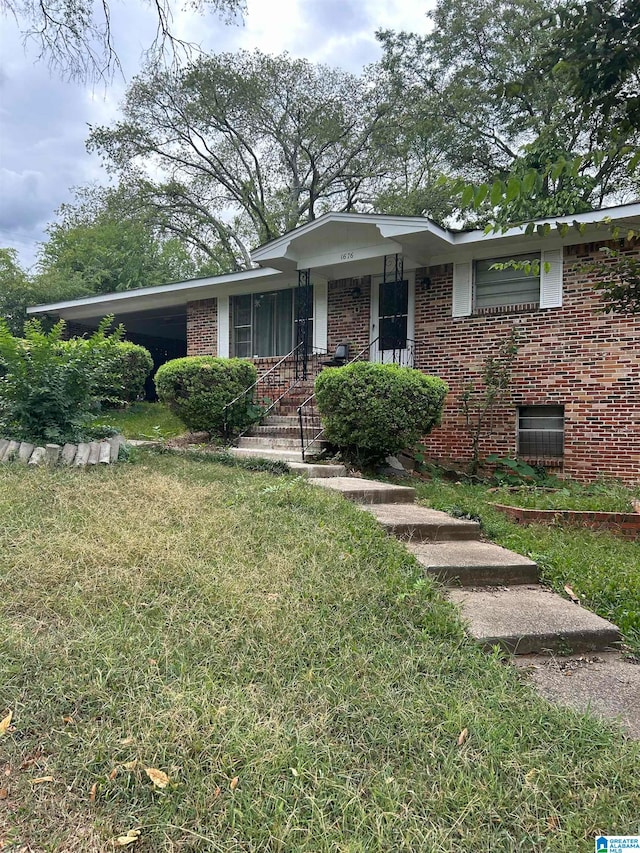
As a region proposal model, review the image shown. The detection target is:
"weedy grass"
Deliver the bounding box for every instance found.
[414,478,640,655]
[95,401,186,440]
[1,454,639,851]
[491,479,640,513]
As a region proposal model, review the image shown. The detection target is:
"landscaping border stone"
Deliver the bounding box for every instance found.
[0,435,126,467]
[492,503,640,541]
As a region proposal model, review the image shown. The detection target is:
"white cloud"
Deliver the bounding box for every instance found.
[0,0,435,266]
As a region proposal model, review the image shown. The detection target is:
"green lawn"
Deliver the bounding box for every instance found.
[1,454,639,851]
[95,401,186,440]
[413,478,640,655]
[490,480,640,513]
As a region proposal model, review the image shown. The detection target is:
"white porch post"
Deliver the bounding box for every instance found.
[217,295,230,357]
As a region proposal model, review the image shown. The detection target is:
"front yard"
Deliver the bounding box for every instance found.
[1,453,639,851]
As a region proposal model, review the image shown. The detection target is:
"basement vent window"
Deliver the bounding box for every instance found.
[517,405,564,458]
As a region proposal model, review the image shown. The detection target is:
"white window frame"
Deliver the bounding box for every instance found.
[452,248,563,317]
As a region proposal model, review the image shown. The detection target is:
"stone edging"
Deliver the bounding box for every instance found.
[492,503,640,541]
[0,435,126,468]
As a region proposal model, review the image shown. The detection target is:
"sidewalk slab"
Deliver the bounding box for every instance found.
[308,477,416,504]
[408,540,538,586]
[449,585,621,654]
[514,652,640,739]
[365,503,480,541]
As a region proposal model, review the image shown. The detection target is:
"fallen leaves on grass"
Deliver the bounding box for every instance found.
[457,728,469,746]
[89,782,97,802]
[564,584,580,604]
[0,711,12,736]
[230,776,239,790]
[145,768,169,789]
[31,777,54,784]
[115,829,141,846]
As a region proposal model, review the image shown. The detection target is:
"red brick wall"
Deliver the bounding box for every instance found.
[187,299,217,355]
[327,276,371,357]
[416,242,640,483]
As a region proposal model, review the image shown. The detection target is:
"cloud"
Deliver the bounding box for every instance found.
[0,0,434,266]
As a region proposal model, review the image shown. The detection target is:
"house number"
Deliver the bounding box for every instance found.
[340,252,354,260]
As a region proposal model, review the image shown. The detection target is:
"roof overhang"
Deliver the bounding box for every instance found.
[27,203,640,326]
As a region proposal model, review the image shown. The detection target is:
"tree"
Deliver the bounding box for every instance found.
[0,247,88,336]
[37,184,199,295]
[377,0,638,223]
[0,0,244,82]
[87,50,395,270]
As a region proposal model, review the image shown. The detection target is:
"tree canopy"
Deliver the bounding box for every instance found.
[88,50,395,271]
[377,0,639,224]
[0,0,245,81]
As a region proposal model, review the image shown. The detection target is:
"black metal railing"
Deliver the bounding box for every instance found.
[223,343,329,440]
[297,337,417,461]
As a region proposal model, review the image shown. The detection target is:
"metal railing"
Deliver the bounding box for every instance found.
[222,343,328,440]
[297,337,417,461]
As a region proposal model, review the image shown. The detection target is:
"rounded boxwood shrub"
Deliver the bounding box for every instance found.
[315,361,448,466]
[155,356,258,437]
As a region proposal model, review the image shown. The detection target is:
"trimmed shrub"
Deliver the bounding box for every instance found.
[92,341,154,405]
[315,361,448,466]
[155,356,258,437]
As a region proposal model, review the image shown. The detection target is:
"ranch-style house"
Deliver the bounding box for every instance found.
[28,203,640,483]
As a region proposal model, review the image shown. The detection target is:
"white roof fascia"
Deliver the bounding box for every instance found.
[453,202,640,245]
[250,212,454,264]
[27,266,282,316]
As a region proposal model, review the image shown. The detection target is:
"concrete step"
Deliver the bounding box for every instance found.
[449,585,621,655]
[229,447,306,463]
[238,436,304,449]
[365,503,481,542]
[407,540,539,586]
[247,425,317,438]
[263,415,300,427]
[286,462,346,478]
[308,476,416,504]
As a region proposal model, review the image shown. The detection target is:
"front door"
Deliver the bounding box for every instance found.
[370,272,415,366]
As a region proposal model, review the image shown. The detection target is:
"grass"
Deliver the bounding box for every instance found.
[1,453,639,851]
[95,402,186,440]
[413,477,640,655]
[491,479,640,513]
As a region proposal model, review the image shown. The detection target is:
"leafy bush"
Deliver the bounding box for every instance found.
[315,361,448,466]
[0,318,124,444]
[155,356,258,437]
[91,340,154,405]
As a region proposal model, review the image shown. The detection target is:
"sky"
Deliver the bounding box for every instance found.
[0,0,434,270]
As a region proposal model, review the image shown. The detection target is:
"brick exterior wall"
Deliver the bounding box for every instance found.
[187,299,217,355]
[183,244,640,483]
[327,276,371,357]
[415,241,640,483]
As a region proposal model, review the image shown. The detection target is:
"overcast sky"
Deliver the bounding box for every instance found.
[0,0,434,270]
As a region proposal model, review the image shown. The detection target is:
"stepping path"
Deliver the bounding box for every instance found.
[308,474,640,737]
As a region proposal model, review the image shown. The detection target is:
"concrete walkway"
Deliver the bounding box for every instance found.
[309,474,640,738]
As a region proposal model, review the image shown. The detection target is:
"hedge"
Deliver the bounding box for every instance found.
[155,356,258,437]
[315,361,448,466]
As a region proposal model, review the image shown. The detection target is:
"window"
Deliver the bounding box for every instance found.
[518,406,564,458]
[475,254,540,310]
[231,288,313,358]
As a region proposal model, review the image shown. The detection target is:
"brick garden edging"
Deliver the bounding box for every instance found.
[492,503,640,541]
[0,435,126,467]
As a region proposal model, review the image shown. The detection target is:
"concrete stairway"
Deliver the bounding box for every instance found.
[309,475,621,656]
[228,410,346,476]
